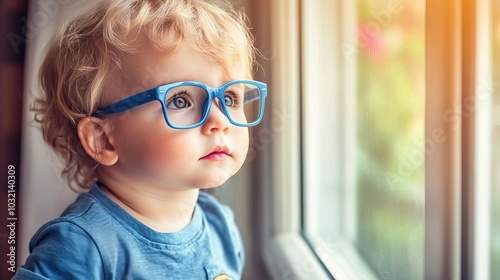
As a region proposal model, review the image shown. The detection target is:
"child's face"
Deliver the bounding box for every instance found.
[103,42,250,190]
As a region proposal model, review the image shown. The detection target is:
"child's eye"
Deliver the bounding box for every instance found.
[224,91,241,108]
[166,94,192,109]
[224,95,235,107]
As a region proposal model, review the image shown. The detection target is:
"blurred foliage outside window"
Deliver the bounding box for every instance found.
[355,0,425,279]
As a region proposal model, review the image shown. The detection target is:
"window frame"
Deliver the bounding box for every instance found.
[461,0,493,278]
[258,0,495,279]
[257,0,333,279]
[259,0,377,279]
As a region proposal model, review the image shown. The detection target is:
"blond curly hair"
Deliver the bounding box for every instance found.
[34,0,256,191]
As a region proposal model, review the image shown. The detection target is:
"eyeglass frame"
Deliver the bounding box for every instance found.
[92,80,268,129]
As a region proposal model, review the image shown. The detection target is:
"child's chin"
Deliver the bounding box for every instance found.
[198,176,232,190]
[198,181,228,190]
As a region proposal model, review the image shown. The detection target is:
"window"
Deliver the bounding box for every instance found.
[259,0,500,279]
[302,0,425,279]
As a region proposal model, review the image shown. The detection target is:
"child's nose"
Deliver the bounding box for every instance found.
[201,99,231,134]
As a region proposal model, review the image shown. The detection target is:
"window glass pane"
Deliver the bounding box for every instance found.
[491,0,500,278]
[355,1,425,278]
[303,0,425,279]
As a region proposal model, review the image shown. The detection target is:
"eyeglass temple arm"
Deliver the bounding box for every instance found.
[244,88,261,104]
[92,89,156,117]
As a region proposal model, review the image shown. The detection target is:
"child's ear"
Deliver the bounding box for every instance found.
[77,117,118,166]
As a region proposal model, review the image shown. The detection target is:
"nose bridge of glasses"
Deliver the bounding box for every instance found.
[202,87,226,117]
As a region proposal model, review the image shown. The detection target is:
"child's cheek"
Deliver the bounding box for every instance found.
[234,128,250,162]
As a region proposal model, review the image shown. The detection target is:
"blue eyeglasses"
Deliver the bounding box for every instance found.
[93,80,268,129]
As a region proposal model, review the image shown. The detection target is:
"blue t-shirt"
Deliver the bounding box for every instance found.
[13,184,244,279]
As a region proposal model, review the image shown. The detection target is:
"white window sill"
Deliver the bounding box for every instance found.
[263,233,331,280]
[263,233,380,280]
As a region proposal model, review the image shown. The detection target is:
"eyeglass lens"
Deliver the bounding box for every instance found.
[164,82,262,127]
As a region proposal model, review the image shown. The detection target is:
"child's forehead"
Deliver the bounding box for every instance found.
[123,30,247,74]
[127,40,244,76]
[104,42,247,101]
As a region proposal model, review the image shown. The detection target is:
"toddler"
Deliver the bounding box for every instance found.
[14,0,266,279]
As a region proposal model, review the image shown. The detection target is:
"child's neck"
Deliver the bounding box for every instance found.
[97,180,199,233]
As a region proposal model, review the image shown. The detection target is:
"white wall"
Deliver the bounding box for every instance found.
[19,0,98,263]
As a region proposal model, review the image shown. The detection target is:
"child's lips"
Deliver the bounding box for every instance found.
[200,151,230,161]
[200,146,230,161]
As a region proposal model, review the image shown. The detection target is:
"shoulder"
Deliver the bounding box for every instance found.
[197,191,245,271]
[197,192,239,238]
[30,191,100,249]
[15,191,106,279]
[17,220,104,279]
[197,191,235,221]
